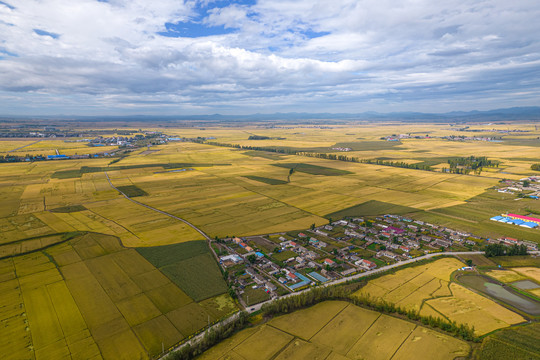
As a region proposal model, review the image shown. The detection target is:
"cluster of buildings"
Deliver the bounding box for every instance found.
[487,236,538,251]
[89,136,134,146]
[497,176,540,199]
[490,214,540,229]
[381,133,504,143]
[215,214,493,302]
[441,135,501,142]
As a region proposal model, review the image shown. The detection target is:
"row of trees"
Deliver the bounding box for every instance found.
[531,163,540,171]
[484,243,528,257]
[203,141,434,171]
[261,283,477,342]
[0,154,47,163]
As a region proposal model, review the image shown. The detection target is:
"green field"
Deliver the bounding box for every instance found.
[49,205,87,213]
[332,140,403,151]
[137,241,228,301]
[477,323,540,359]
[325,200,420,218]
[273,163,353,176]
[243,175,288,185]
[116,185,148,197]
[51,162,229,179]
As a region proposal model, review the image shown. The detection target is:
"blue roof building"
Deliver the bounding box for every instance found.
[307,271,329,283]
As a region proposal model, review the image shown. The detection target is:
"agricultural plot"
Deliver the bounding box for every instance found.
[486,269,527,283]
[477,323,540,360]
[0,233,78,258]
[243,175,288,185]
[0,233,236,360]
[136,241,228,301]
[0,135,510,244]
[354,258,526,335]
[198,301,470,360]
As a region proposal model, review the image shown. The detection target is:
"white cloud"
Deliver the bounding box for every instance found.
[0,0,539,114]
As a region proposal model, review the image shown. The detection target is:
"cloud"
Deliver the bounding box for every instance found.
[0,0,539,114]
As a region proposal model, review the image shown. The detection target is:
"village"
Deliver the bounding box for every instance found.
[497,175,540,200]
[212,214,539,306]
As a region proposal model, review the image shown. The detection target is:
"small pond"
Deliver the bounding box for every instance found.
[459,274,540,316]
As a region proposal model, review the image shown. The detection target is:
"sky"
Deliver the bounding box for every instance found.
[0,0,539,115]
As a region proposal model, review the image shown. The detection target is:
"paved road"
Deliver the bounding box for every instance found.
[159,251,485,358]
[246,251,485,312]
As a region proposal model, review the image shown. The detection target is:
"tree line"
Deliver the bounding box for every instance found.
[261,283,477,342]
[443,156,500,175]
[203,141,433,171]
[484,243,528,257]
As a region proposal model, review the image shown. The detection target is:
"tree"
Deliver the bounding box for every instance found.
[310,223,315,230]
[523,180,530,187]
[466,259,473,267]
[247,255,257,263]
[287,168,295,182]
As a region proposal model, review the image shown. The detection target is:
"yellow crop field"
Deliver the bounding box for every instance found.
[486,269,527,283]
[355,258,463,312]
[512,267,540,282]
[197,301,471,360]
[269,301,349,340]
[1,124,536,244]
[392,326,470,360]
[0,122,538,359]
[0,233,237,360]
[354,258,526,335]
[425,283,525,335]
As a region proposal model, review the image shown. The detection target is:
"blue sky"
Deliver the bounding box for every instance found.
[0,0,539,115]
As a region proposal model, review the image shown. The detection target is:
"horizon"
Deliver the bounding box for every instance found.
[1,1,540,115]
[1,105,540,120]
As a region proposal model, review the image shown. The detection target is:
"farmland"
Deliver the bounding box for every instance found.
[197,301,470,360]
[477,323,540,360]
[0,233,236,359]
[0,121,539,359]
[2,122,540,241]
[354,258,526,335]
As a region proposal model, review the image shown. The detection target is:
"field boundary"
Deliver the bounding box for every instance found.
[0,231,86,260]
[104,172,219,261]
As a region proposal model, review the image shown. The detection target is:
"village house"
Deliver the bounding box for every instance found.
[377,250,399,260]
[431,238,452,248]
[323,258,336,267]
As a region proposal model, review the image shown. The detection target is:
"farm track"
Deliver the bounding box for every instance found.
[7,139,42,152]
[104,172,219,261]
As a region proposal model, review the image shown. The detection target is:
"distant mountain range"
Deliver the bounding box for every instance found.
[2,106,540,123]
